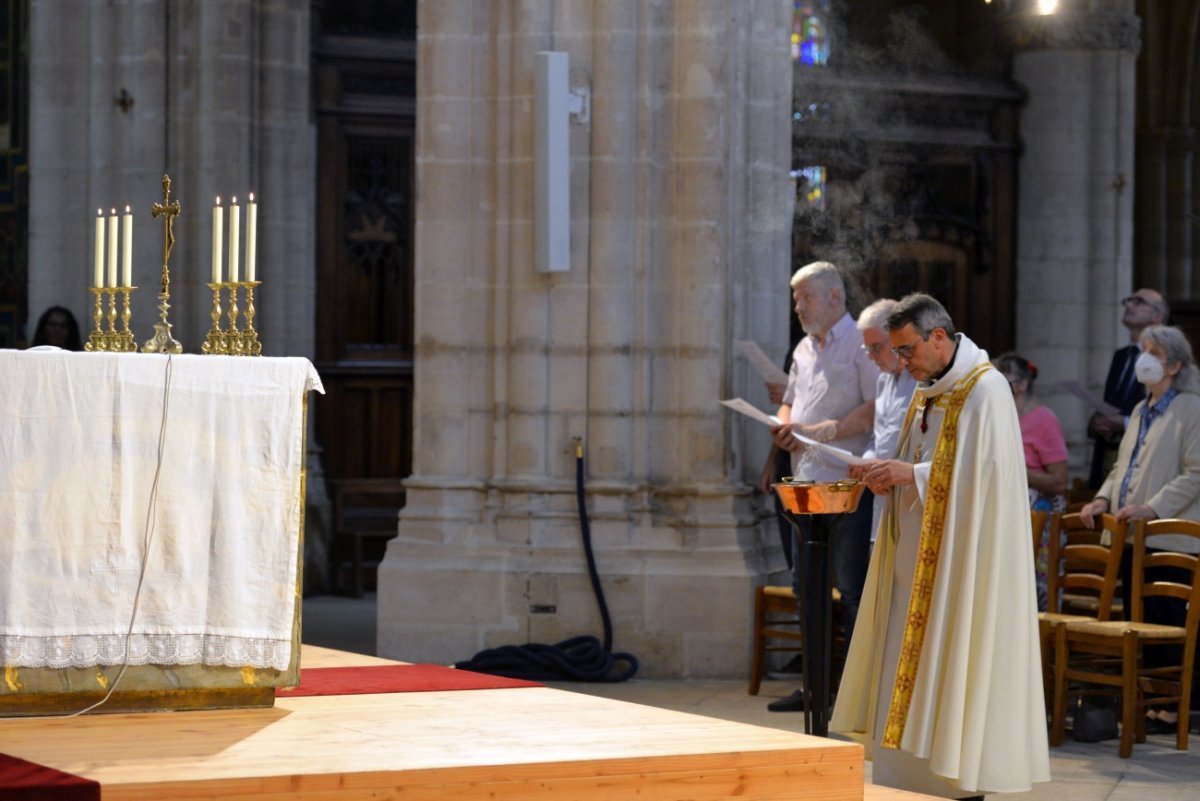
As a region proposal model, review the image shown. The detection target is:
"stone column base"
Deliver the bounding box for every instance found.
[377,478,788,679]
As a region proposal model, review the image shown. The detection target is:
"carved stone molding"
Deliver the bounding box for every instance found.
[1002,12,1141,54]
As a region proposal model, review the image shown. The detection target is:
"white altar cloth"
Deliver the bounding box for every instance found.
[0,350,323,671]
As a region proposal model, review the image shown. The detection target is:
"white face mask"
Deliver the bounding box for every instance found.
[1134,351,1166,385]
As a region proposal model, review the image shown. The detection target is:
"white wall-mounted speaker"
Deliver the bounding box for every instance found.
[535,50,570,273]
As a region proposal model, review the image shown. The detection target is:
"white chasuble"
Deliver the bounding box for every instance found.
[830,334,1050,796]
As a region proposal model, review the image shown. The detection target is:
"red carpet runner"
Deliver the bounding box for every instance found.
[276,663,541,697]
[0,754,100,801]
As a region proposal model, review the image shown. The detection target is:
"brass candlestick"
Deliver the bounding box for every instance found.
[105,288,118,350]
[84,287,105,351]
[117,287,137,351]
[141,174,183,354]
[202,283,227,354]
[227,282,244,355]
[241,281,262,356]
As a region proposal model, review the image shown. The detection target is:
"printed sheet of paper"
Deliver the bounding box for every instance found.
[719,397,778,427]
[734,340,789,385]
[719,398,868,467]
[1048,379,1119,417]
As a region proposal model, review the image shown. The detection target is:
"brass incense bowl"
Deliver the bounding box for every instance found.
[772,478,866,515]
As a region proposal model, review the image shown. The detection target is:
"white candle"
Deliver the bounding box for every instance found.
[212,197,223,284]
[228,196,240,283]
[93,209,104,288]
[246,193,257,283]
[107,209,119,289]
[121,205,132,287]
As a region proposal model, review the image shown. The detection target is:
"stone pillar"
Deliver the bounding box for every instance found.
[28,0,313,358]
[1008,0,1140,469]
[378,0,794,678]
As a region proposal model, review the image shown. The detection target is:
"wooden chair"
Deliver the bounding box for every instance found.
[330,478,405,597]
[1031,508,1049,563]
[747,584,845,695]
[1038,513,1126,715]
[1050,518,1200,757]
[748,585,804,695]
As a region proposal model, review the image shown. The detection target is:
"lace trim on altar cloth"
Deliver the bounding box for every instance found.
[0,634,292,671]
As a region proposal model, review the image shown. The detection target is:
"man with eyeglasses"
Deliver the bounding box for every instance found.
[761,260,879,712]
[832,293,1049,798]
[1088,289,1169,487]
[855,299,917,547]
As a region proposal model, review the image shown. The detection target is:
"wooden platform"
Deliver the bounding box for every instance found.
[0,645,935,801]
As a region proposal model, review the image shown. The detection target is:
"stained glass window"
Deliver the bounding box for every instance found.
[792,1,830,66]
[793,166,826,210]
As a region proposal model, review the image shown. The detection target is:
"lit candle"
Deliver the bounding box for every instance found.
[121,205,132,287]
[228,196,240,283]
[93,209,104,288]
[212,197,223,283]
[246,193,257,282]
[107,208,119,289]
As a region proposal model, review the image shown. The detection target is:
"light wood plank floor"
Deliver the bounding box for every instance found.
[0,645,891,801]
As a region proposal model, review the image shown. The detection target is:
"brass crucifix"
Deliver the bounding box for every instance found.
[141,174,184,353]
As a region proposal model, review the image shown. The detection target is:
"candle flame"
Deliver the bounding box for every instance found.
[125,205,131,214]
[216,196,222,206]
[232,196,238,205]
[97,208,103,216]
[111,208,117,215]
[249,193,255,202]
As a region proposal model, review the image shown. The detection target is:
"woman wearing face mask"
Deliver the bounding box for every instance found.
[1078,324,1200,733]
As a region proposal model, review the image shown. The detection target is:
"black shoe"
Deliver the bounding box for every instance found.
[767,654,805,680]
[767,690,807,712]
[956,796,985,801]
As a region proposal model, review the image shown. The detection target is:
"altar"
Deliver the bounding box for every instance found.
[0,349,322,714]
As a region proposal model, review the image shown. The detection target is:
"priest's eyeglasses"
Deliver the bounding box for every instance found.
[891,336,928,360]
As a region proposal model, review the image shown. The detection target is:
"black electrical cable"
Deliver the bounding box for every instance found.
[455,443,638,682]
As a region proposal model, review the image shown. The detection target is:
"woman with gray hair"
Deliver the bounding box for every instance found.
[1079,324,1200,733]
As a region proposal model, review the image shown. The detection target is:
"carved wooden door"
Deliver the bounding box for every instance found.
[313,5,416,591]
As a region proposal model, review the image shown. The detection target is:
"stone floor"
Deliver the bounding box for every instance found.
[302,592,1200,800]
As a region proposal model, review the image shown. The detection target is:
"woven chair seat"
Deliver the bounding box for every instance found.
[1064,619,1184,640]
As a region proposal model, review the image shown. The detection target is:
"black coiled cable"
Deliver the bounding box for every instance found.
[455,441,638,682]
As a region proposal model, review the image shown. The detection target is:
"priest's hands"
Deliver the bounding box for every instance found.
[854,459,915,494]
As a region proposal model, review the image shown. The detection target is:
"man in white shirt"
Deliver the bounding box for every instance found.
[856,299,917,543]
[761,261,879,712]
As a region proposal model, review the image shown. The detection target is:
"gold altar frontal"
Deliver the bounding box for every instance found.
[0,645,942,801]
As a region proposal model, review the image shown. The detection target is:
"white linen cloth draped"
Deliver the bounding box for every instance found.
[0,350,323,671]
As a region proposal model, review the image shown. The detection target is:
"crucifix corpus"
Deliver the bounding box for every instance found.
[142,174,184,354]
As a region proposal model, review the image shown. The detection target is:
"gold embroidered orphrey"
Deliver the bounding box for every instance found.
[881,361,993,749]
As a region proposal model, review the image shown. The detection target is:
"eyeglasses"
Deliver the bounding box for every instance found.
[890,336,927,360]
[1121,295,1153,308]
[861,342,887,356]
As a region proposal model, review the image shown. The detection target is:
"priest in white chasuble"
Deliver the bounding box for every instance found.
[832,293,1050,798]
